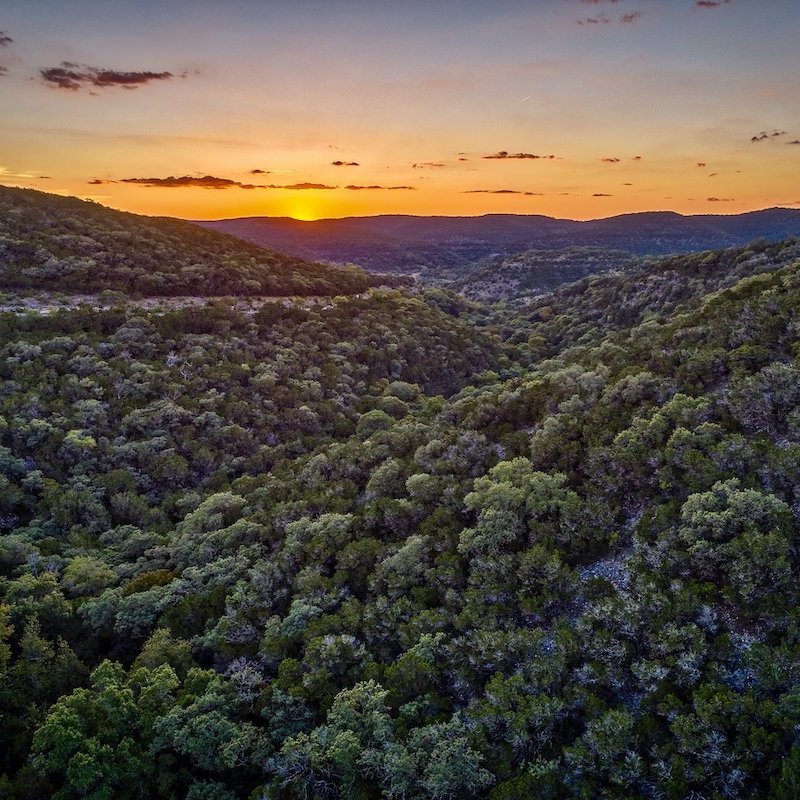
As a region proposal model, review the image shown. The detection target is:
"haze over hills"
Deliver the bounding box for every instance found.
[196,208,800,276]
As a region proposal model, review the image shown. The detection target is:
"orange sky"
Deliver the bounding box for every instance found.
[1,0,798,220]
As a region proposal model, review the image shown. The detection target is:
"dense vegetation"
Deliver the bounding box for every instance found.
[2,228,800,798]
[449,246,644,302]
[0,187,408,296]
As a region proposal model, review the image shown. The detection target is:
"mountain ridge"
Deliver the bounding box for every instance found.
[195,207,800,276]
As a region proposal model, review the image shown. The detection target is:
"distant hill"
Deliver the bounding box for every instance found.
[196,208,800,276]
[0,186,405,296]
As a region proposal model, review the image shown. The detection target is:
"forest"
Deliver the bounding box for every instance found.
[1,190,800,799]
[0,187,409,297]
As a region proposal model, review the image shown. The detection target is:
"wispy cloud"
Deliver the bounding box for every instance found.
[707,196,734,201]
[787,140,800,145]
[412,161,445,169]
[332,160,359,166]
[0,166,49,181]
[344,184,415,190]
[697,162,707,167]
[620,12,641,23]
[600,157,620,163]
[577,14,611,25]
[593,193,613,197]
[0,66,7,77]
[484,151,557,160]
[40,62,183,91]
[0,31,12,47]
[695,0,732,7]
[463,189,543,195]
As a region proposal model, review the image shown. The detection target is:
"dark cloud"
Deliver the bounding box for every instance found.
[695,0,731,7]
[601,157,621,163]
[787,140,800,145]
[463,189,543,195]
[484,151,557,160]
[580,0,620,3]
[121,175,343,190]
[707,196,734,201]
[344,185,416,190]
[88,178,115,185]
[751,130,786,142]
[593,193,613,197]
[708,172,718,177]
[119,175,338,190]
[40,62,180,91]
[412,162,445,169]
[620,12,641,23]
[458,157,469,161]
[697,162,707,167]
[622,182,633,186]
[280,183,337,190]
[0,66,7,77]
[332,160,359,166]
[632,155,642,160]
[250,168,270,175]
[121,175,262,189]
[0,31,12,47]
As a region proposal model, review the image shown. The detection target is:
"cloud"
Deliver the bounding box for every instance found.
[751,130,786,142]
[0,166,49,181]
[632,155,642,160]
[121,175,263,189]
[695,0,731,7]
[580,0,620,4]
[40,62,181,91]
[463,189,543,195]
[0,31,12,47]
[412,162,445,169]
[344,184,416,190]
[707,196,734,201]
[88,178,115,185]
[697,162,707,167]
[250,168,270,174]
[600,157,620,163]
[577,14,611,24]
[620,12,641,23]
[332,160,359,166]
[116,175,339,190]
[0,66,7,77]
[281,182,337,190]
[593,193,613,197]
[483,151,557,160]
[787,140,800,145]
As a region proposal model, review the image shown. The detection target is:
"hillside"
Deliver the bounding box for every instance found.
[197,207,800,276]
[450,246,645,302]
[3,235,800,798]
[0,187,406,297]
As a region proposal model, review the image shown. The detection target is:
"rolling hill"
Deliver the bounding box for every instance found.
[0,186,407,297]
[196,207,800,277]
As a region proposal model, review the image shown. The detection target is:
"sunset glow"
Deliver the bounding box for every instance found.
[1,0,798,220]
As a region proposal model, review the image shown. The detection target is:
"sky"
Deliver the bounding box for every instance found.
[1,0,798,221]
